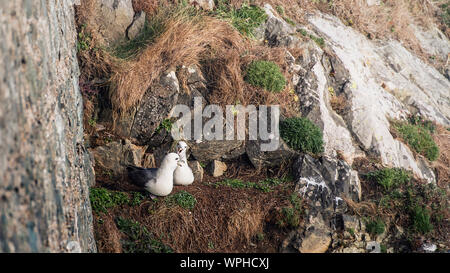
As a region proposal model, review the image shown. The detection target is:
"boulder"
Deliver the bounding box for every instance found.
[127,11,146,40]
[92,0,136,45]
[189,0,215,11]
[261,4,301,48]
[91,140,146,177]
[188,160,204,183]
[292,154,362,215]
[207,160,227,177]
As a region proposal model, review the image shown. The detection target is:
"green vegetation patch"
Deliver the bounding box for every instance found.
[244,60,286,92]
[412,205,433,234]
[215,1,268,38]
[165,190,197,210]
[392,118,439,161]
[280,117,324,154]
[90,188,144,213]
[297,28,325,47]
[113,17,166,59]
[277,193,303,228]
[116,217,172,253]
[365,168,411,191]
[365,218,386,236]
[215,177,290,193]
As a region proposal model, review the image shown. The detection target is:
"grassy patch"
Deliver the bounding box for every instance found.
[113,18,165,59]
[244,60,286,93]
[215,177,290,193]
[77,24,91,52]
[297,28,325,47]
[165,190,197,210]
[365,218,385,236]
[90,188,144,213]
[116,217,172,253]
[412,205,433,234]
[215,1,267,38]
[392,118,439,161]
[365,168,411,191]
[155,118,174,134]
[280,117,324,154]
[277,193,303,228]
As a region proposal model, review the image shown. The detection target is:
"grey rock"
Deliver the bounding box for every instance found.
[262,4,301,48]
[207,160,227,177]
[246,138,297,169]
[189,0,215,10]
[127,11,146,40]
[292,155,362,217]
[0,0,96,252]
[91,140,145,177]
[188,161,204,183]
[92,0,136,45]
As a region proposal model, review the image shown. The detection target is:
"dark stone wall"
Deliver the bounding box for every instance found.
[0,0,96,252]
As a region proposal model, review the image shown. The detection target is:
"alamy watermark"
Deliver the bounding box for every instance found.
[169,97,280,151]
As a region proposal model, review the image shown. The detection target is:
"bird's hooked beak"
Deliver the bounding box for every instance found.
[178,147,183,154]
[177,161,183,167]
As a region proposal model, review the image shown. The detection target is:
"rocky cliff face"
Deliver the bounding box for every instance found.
[0,0,96,252]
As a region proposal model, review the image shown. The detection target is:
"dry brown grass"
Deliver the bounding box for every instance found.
[109,6,246,117]
[432,124,450,189]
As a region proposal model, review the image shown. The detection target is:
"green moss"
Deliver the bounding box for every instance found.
[130,192,145,206]
[90,188,129,213]
[116,217,172,253]
[365,168,411,191]
[215,1,267,38]
[215,176,290,193]
[380,244,387,253]
[77,24,91,52]
[114,19,164,59]
[280,117,324,154]
[155,118,174,134]
[165,190,197,210]
[277,193,303,229]
[412,206,433,234]
[393,120,439,161]
[366,218,385,236]
[297,29,324,47]
[90,188,145,213]
[244,60,286,92]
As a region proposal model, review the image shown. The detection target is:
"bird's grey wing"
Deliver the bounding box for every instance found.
[126,166,158,188]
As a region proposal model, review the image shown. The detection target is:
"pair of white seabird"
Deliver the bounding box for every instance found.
[126,141,194,197]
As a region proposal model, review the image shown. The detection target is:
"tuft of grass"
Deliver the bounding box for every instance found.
[113,17,166,59]
[412,206,433,234]
[280,117,324,154]
[155,118,174,134]
[277,193,303,229]
[90,188,145,213]
[365,168,411,191]
[244,60,286,93]
[215,1,267,38]
[90,188,129,213]
[393,119,439,161]
[77,24,91,52]
[366,218,385,236]
[116,217,172,253]
[165,190,197,210]
[130,192,145,206]
[215,177,290,193]
[297,29,324,47]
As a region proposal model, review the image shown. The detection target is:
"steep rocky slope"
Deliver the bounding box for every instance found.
[0,0,96,252]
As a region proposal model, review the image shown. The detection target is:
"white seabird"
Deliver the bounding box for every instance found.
[127,152,181,197]
[173,141,194,186]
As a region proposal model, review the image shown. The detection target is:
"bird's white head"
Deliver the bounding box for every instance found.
[177,141,188,157]
[161,152,182,170]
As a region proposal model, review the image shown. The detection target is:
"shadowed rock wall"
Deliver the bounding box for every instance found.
[0,0,96,252]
